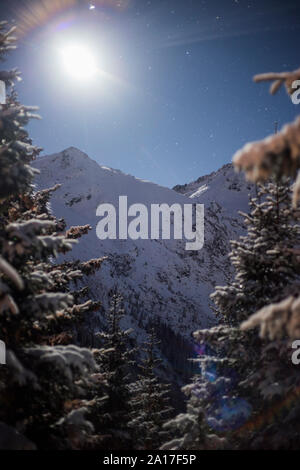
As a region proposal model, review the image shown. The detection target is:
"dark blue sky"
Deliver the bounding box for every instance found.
[1,0,300,187]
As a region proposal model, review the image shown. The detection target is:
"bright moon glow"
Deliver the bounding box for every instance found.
[61,45,97,81]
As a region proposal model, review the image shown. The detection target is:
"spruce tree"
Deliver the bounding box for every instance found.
[0,22,106,450]
[92,293,136,449]
[161,177,300,449]
[212,178,300,323]
[129,329,172,450]
[228,64,300,449]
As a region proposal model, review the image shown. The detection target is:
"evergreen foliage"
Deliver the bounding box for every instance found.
[92,294,136,449]
[162,177,300,449]
[0,22,106,450]
[162,63,300,450]
[129,329,172,449]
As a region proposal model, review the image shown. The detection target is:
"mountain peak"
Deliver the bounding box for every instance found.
[63,146,89,157]
[173,161,253,213]
[37,147,102,175]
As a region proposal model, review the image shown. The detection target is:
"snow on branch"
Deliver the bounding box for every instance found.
[27,292,74,316]
[79,258,106,275]
[25,344,97,383]
[254,67,300,96]
[241,295,300,340]
[4,219,77,259]
[57,407,94,433]
[7,219,56,243]
[0,290,19,315]
[233,117,300,205]
[0,256,23,290]
[6,350,38,387]
[65,225,92,239]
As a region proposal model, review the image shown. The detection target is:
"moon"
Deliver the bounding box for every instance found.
[61,44,97,81]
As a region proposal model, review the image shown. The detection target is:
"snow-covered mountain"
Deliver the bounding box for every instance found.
[173,162,253,212]
[33,148,253,385]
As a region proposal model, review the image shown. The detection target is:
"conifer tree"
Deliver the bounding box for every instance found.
[212,178,300,323]
[129,329,172,449]
[161,176,300,449]
[92,293,136,449]
[227,64,300,449]
[0,22,106,450]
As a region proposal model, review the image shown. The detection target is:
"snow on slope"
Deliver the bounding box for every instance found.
[33,148,252,384]
[173,162,253,212]
[173,162,254,274]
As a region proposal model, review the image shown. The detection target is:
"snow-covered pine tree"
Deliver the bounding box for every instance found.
[129,329,172,449]
[92,293,136,449]
[0,22,106,450]
[199,177,300,448]
[164,65,300,450]
[232,66,300,341]
[226,64,300,449]
[212,177,300,322]
[160,379,227,450]
[24,186,105,348]
[161,175,300,449]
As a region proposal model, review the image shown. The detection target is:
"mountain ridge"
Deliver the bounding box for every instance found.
[33,147,253,386]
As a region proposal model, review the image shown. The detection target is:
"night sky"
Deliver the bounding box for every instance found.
[1,0,300,187]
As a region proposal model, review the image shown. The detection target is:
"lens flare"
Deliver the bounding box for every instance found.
[193,341,252,431]
[14,0,131,39]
